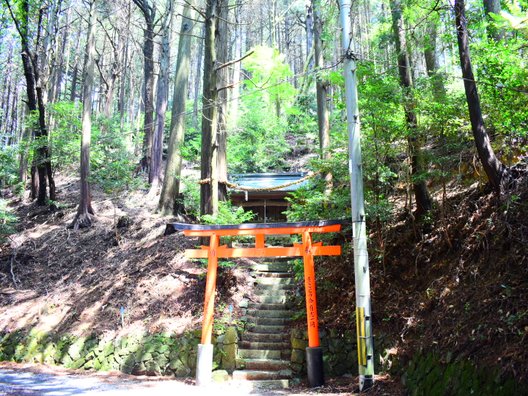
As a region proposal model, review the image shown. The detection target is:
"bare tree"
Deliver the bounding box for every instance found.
[312,0,331,195]
[132,0,156,176]
[200,0,219,216]
[5,0,56,205]
[390,0,432,216]
[71,0,97,229]
[149,0,173,193]
[158,1,196,215]
[423,17,446,103]
[454,0,505,192]
[216,0,229,201]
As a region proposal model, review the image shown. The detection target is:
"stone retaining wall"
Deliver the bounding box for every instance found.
[401,353,524,396]
[0,328,236,377]
[0,326,366,378]
[4,326,524,395]
[290,328,358,377]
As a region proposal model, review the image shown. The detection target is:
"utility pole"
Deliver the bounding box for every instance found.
[339,0,375,391]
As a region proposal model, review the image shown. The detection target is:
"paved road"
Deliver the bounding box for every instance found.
[0,368,298,396]
[0,368,186,395]
[0,363,392,395]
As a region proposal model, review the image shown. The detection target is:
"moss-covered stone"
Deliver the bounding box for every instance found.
[403,354,527,396]
[67,337,86,360]
[144,361,161,375]
[291,349,305,364]
[291,337,307,350]
[212,370,229,382]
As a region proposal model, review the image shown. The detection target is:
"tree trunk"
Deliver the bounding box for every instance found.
[149,1,173,193]
[18,105,29,187]
[9,0,55,206]
[133,0,156,176]
[193,24,205,131]
[70,62,79,102]
[200,0,219,216]
[230,0,243,125]
[158,1,196,215]
[423,19,446,103]
[454,0,504,191]
[216,0,229,201]
[71,0,97,229]
[390,0,432,216]
[119,6,131,130]
[305,3,314,70]
[312,0,332,195]
[483,0,503,41]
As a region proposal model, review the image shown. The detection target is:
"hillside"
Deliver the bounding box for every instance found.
[0,161,527,394]
[302,161,528,388]
[0,176,252,339]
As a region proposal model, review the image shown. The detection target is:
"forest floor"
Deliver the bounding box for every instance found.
[0,161,527,393]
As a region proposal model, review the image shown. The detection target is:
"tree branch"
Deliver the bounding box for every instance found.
[214,50,254,72]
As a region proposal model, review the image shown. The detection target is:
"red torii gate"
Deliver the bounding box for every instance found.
[169,220,344,387]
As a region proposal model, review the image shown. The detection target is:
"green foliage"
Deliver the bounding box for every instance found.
[90,119,144,194]
[0,145,20,188]
[285,155,352,222]
[47,102,145,194]
[200,200,255,225]
[48,101,82,169]
[474,40,528,160]
[285,61,403,225]
[180,176,200,217]
[242,46,296,108]
[181,122,200,163]
[287,94,318,138]
[228,46,296,173]
[488,3,528,36]
[0,198,17,242]
[228,100,289,172]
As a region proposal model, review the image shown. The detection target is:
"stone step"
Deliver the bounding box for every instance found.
[255,277,293,286]
[232,369,292,381]
[238,349,282,360]
[250,271,293,279]
[237,358,291,371]
[254,289,290,297]
[248,302,290,310]
[246,316,290,326]
[243,332,289,342]
[239,340,290,350]
[231,379,290,390]
[248,324,288,334]
[247,309,291,318]
[251,263,292,273]
[255,283,294,291]
[256,295,288,304]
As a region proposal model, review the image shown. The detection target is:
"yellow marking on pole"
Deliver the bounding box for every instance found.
[356,307,367,366]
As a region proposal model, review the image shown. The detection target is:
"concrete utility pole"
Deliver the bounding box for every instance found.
[338,0,375,391]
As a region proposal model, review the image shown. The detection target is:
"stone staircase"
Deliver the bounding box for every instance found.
[233,260,294,389]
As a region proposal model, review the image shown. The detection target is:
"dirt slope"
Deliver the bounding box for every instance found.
[306,163,528,384]
[0,177,250,339]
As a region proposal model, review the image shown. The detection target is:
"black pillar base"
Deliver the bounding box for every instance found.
[360,375,374,391]
[306,346,324,388]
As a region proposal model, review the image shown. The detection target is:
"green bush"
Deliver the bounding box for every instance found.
[200,200,255,225]
[0,146,20,188]
[0,199,17,243]
[90,116,144,194]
